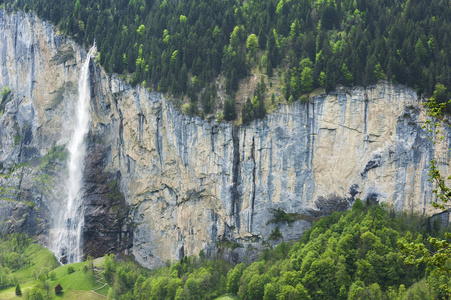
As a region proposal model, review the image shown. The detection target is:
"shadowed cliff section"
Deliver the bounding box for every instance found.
[82,132,133,259]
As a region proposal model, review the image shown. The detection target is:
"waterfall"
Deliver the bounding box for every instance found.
[51,46,95,264]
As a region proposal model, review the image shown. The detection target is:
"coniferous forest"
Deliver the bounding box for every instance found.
[1,0,450,121]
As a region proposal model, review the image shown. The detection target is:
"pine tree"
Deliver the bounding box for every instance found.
[15,283,21,296]
[223,98,237,121]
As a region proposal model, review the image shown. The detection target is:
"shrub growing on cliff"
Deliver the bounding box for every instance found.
[268,226,283,241]
[0,86,12,116]
[266,208,302,225]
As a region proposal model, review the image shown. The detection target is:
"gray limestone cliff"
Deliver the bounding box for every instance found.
[0,10,449,268]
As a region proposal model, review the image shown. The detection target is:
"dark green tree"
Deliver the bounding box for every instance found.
[15,283,21,296]
[223,98,237,121]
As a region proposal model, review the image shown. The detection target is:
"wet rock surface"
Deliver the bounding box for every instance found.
[82,137,132,259]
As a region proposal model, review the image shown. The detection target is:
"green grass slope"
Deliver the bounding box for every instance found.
[0,237,110,299]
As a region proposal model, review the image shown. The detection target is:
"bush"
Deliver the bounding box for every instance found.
[15,283,21,296]
[49,271,56,281]
[268,226,283,241]
[55,283,63,295]
[30,286,45,300]
[266,208,301,225]
[67,266,75,274]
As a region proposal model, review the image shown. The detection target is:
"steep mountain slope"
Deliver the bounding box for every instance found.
[0,10,449,268]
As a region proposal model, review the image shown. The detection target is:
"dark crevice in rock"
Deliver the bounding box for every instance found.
[348,184,360,202]
[309,195,349,217]
[364,90,369,137]
[138,113,146,143]
[116,99,124,169]
[178,245,185,259]
[306,100,315,170]
[267,138,273,203]
[361,154,382,178]
[156,109,163,169]
[16,121,27,202]
[210,124,218,153]
[30,43,35,100]
[210,209,218,245]
[16,167,24,202]
[250,137,256,232]
[365,192,380,205]
[231,126,241,233]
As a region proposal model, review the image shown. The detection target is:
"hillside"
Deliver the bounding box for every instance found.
[0,234,110,299]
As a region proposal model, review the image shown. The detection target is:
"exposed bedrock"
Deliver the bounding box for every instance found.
[0,10,450,268]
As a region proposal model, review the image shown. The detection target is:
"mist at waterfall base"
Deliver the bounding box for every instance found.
[50,46,95,264]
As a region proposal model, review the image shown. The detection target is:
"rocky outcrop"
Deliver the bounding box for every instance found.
[0,10,449,268]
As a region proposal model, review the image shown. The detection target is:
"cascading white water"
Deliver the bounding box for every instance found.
[51,46,95,264]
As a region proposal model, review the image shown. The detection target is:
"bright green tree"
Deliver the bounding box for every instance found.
[301,67,313,93]
[263,283,277,300]
[318,71,327,88]
[375,62,384,80]
[341,63,354,86]
[137,24,145,36]
[246,34,258,58]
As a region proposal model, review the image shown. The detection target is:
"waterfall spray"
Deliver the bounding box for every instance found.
[51,45,95,264]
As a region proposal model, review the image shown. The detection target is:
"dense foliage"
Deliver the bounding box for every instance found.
[1,0,450,118]
[103,253,232,299]
[0,233,30,289]
[101,201,450,299]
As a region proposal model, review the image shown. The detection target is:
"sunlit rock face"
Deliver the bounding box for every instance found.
[0,10,449,268]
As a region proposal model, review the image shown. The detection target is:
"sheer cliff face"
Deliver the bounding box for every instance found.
[0,11,449,268]
[0,10,131,255]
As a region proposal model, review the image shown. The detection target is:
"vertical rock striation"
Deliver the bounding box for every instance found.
[0,10,449,268]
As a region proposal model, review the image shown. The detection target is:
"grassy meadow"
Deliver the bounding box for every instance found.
[0,237,110,299]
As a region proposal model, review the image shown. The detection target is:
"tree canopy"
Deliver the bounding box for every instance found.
[100,201,450,299]
[0,0,449,119]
